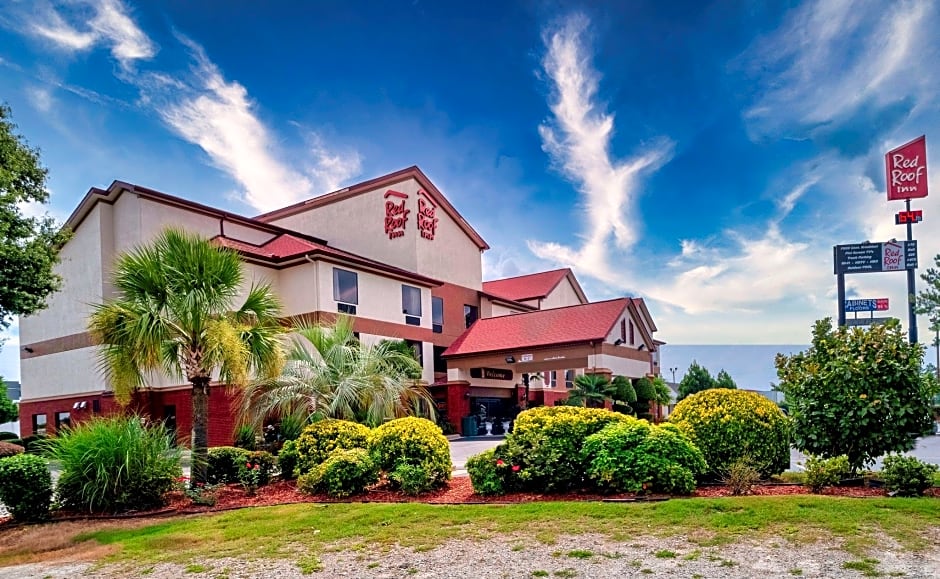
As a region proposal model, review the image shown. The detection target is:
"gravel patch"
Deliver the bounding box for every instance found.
[3,532,938,579]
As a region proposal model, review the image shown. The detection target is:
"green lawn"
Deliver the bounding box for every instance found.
[48,496,938,570]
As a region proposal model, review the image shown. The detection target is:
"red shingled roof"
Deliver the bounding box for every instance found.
[443,298,630,357]
[482,269,571,302]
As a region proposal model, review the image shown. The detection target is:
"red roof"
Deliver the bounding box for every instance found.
[443,298,630,357]
[482,269,571,302]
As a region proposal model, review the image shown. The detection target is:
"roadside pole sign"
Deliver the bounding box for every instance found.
[833,241,918,274]
[886,136,928,201]
[895,209,923,224]
[844,298,889,312]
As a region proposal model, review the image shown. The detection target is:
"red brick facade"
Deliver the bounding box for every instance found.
[18,385,241,447]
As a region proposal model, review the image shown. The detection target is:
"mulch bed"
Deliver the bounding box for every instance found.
[2,478,937,527]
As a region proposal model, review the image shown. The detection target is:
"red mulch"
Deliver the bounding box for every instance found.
[1,478,937,527]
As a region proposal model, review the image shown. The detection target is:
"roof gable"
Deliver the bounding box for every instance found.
[443,298,630,357]
[255,166,489,250]
[482,268,584,303]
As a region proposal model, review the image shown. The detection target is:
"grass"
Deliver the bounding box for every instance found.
[842,558,881,577]
[1,497,937,570]
[531,572,549,577]
[566,550,593,559]
[654,549,676,558]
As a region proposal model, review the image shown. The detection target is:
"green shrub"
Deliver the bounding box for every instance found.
[295,419,371,475]
[19,434,46,453]
[722,457,760,496]
[466,448,506,496]
[0,453,52,521]
[881,455,938,497]
[369,417,451,492]
[669,388,790,478]
[804,455,850,493]
[45,415,181,513]
[0,431,19,441]
[278,415,305,441]
[501,406,633,492]
[206,446,250,484]
[233,424,258,450]
[582,421,706,495]
[297,448,379,498]
[0,440,25,457]
[277,439,299,480]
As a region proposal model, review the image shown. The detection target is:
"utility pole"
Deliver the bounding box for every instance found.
[669,367,677,384]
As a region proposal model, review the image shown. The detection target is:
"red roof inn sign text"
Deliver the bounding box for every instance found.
[886,136,928,201]
[383,189,438,241]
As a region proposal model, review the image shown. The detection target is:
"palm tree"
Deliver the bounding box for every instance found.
[567,374,614,408]
[238,315,436,429]
[88,229,284,484]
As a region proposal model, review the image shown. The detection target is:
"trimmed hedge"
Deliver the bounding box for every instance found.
[582,421,707,495]
[882,455,938,497]
[500,406,634,492]
[277,439,299,480]
[369,417,451,493]
[297,448,379,498]
[0,431,19,441]
[295,419,371,475]
[207,447,275,485]
[0,454,52,521]
[669,388,790,478]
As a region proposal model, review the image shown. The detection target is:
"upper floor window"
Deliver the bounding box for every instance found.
[464,304,479,328]
[333,268,358,314]
[620,319,627,343]
[544,370,557,388]
[432,296,443,334]
[629,321,635,345]
[405,339,424,366]
[402,285,422,326]
[565,370,575,389]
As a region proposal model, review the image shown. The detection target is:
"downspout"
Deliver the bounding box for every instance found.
[305,254,320,325]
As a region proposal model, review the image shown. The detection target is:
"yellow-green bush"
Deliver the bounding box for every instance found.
[501,406,634,492]
[295,419,371,475]
[369,417,451,493]
[297,448,379,498]
[582,420,707,495]
[669,388,790,478]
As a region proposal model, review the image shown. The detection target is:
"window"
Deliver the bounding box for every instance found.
[333,268,358,314]
[402,285,422,325]
[92,399,101,413]
[565,370,575,389]
[544,371,556,388]
[56,411,71,431]
[432,296,444,333]
[405,340,424,367]
[620,319,627,343]
[32,413,47,436]
[433,345,447,374]
[629,321,635,345]
[464,304,479,328]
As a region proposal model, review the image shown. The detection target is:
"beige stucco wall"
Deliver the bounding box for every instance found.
[20,204,104,344]
[20,347,105,398]
[278,262,318,318]
[319,263,433,328]
[588,354,650,379]
[540,277,585,309]
[489,303,523,317]
[268,178,483,290]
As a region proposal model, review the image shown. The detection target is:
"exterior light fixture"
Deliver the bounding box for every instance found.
[505,355,515,363]
[613,338,624,346]
[23,346,34,353]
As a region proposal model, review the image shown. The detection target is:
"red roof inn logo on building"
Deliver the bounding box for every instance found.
[886,135,928,201]
[384,190,410,239]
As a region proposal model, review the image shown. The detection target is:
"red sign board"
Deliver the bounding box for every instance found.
[875,298,889,311]
[895,210,923,224]
[886,135,928,201]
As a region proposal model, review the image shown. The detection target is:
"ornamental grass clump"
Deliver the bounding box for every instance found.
[44,415,181,513]
[669,388,790,479]
[295,419,371,476]
[369,417,451,494]
[501,406,634,492]
[582,421,707,495]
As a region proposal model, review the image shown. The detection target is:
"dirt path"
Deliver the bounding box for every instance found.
[3,532,938,578]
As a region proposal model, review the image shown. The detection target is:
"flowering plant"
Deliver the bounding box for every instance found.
[239,461,263,495]
[182,478,221,506]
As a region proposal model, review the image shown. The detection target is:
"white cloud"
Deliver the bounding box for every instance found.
[527,13,673,283]
[740,0,935,140]
[26,85,54,113]
[26,0,156,69]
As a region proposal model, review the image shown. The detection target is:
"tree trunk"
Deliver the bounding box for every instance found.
[190,377,210,485]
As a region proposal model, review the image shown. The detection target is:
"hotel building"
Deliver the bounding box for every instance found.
[18,167,661,443]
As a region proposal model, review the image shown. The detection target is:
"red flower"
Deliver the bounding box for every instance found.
[253,464,260,470]
[246,462,252,468]
[496,459,505,466]
[176,476,189,482]
[511,465,520,472]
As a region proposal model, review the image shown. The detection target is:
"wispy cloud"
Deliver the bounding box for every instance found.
[8,0,363,213]
[739,0,935,142]
[527,13,673,283]
[26,0,156,69]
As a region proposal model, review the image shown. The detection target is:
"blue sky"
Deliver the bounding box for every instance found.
[1,0,940,384]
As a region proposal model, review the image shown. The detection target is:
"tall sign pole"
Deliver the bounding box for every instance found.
[886,135,928,344]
